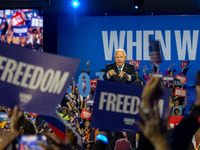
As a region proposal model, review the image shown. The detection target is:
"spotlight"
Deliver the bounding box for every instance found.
[135,6,139,9]
[134,0,144,9]
[72,0,80,8]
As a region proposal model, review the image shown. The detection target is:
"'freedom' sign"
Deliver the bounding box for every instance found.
[13,26,28,37]
[91,80,170,133]
[0,41,80,116]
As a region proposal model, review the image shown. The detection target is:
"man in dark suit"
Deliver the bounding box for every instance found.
[103,49,136,83]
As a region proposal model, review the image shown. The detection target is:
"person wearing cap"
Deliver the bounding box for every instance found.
[103,49,136,83]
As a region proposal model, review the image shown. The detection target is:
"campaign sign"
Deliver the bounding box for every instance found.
[11,12,25,26]
[90,79,98,89]
[168,116,183,128]
[5,10,12,19]
[129,60,140,69]
[176,75,187,84]
[163,75,174,83]
[24,10,38,21]
[174,88,187,97]
[174,79,182,88]
[0,41,80,116]
[168,116,200,148]
[80,109,92,120]
[152,72,163,78]
[91,80,170,133]
[13,26,28,37]
[0,10,5,18]
[86,99,94,107]
[181,61,190,68]
[82,79,98,90]
[0,113,9,121]
[30,16,43,29]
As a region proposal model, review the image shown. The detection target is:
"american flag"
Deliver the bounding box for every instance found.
[150,41,162,64]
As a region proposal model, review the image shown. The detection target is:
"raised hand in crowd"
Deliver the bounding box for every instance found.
[86,61,90,66]
[37,26,42,37]
[141,76,163,109]
[38,126,77,150]
[137,104,171,150]
[86,61,90,73]
[0,105,24,150]
[168,65,172,70]
[181,66,186,72]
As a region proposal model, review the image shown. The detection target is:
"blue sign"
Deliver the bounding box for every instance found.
[86,99,94,106]
[0,113,9,121]
[5,10,12,19]
[91,80,170,133]
[30,16,43,29]
[13,26,28,37]
[24,10,38,21]
[0,41,80,116]
[58,15,200,85]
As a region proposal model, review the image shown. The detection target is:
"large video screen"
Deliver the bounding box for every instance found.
[0,9,43,51]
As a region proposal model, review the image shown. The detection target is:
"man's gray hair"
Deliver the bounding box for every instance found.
[114,49,126,56]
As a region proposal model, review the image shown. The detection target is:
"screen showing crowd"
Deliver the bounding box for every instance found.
[0,9,43,51]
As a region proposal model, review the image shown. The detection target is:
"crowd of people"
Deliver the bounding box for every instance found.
[0,9,43,51]
[0,10,198,149]
[0,68,199,150]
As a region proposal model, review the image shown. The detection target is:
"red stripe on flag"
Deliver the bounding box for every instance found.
[48,123,66,142]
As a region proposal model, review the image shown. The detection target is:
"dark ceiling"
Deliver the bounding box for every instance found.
[0,0,200,15]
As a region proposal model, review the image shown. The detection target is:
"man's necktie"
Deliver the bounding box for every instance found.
[119,67,122,73]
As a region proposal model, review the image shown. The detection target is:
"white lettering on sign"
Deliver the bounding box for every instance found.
[19,93,32,103]
[82,111,91,118]
[99,92,140,114]
[124,118,135,125]
[13,28,27,33]
[175,89,186,97]
[177,76,186,82]
[99,92,165,116]
[31,17,43,28]
[102,30,199,61]
[152,74,163,78]
[163,76,174,81]
[0,114,7,118]
[0,56,70,94]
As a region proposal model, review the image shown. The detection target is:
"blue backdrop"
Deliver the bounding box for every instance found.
[58,15,200,115]
[58,15,200,85]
